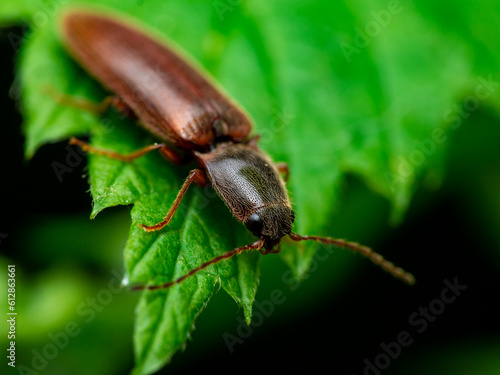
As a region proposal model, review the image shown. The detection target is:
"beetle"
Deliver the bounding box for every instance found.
[59,9,415,289]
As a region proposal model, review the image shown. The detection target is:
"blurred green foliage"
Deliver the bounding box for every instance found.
[1,0,500,374]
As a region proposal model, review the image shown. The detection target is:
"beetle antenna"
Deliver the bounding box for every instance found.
[289,232,415,285]
[130,238,265,291]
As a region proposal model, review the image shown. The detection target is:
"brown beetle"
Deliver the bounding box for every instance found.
[60,9,415,289]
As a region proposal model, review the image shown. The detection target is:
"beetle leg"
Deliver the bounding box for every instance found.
[289,232,415,285]
[45,85,136,118]
[275,162,290,183]
[45,85,112,115]
[130,238,265,290]
[141,169,207,232]
[245,134,261,149]
[260,243,281,255]
[69,137,182,162]
[157,145,188,165]
[108,96,137,119]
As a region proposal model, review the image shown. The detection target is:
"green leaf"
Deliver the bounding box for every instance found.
[17,21,102,158]
[5,0,500,373]
[387,340,500,375]
[12,1,260,372]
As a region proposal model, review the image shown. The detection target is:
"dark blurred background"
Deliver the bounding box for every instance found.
[1,6,500,375]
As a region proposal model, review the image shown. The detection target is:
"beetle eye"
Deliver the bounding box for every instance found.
[245,213,264,235]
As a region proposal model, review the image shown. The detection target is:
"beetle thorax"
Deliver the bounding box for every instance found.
[195,142,293,249]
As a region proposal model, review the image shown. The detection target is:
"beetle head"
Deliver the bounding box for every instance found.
[245,205,295,251]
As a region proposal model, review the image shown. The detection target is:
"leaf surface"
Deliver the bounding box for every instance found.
[4,0,498,373]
